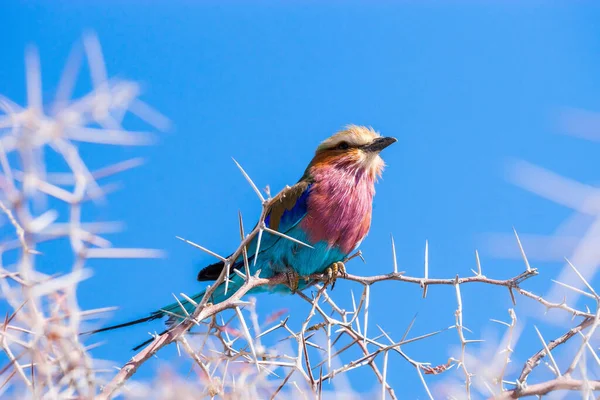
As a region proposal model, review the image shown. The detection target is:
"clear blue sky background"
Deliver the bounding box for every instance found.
[2,1,600,398]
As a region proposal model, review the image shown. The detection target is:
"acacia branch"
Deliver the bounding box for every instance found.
[515,316,593,388]
[97,273,289,399]
[342,269,538,288]
[99,262,545,398]
[493,377,600,399]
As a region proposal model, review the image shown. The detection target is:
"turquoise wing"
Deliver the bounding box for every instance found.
[197,180,313,281]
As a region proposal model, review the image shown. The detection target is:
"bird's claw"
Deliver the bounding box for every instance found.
[324,261,347,290]
[286,268,300,294]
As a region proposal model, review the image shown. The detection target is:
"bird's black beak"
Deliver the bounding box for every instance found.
[363,137,397,153]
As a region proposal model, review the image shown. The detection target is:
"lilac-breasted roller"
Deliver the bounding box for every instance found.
[92,125,396,349]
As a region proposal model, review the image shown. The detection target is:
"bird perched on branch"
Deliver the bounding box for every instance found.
[91,125,396,349]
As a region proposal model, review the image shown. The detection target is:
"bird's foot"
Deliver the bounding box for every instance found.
[285,268,301,294]
[324,261,347,290]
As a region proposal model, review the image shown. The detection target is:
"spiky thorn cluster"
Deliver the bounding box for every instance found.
[0,35,166,398]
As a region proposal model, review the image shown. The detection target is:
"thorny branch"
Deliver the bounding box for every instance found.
[0,35,166,398]
[495,377,600,399]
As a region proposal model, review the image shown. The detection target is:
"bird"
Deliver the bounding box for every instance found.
[89,125,396,350]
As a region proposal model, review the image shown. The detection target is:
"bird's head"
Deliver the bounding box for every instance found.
[308,125,396,180]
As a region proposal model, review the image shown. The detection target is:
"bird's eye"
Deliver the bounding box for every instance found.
[337,141,349,150]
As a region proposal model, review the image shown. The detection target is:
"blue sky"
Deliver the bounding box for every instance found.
[2,1,600,397]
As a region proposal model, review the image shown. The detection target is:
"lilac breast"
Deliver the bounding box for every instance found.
[301,163,375,254]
